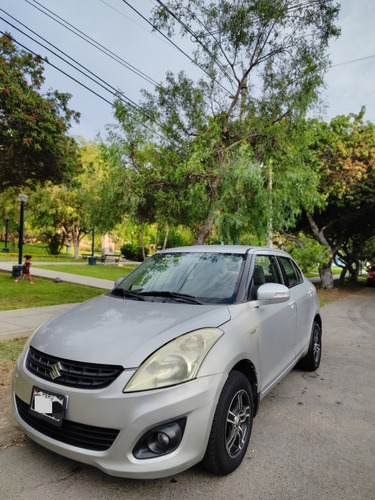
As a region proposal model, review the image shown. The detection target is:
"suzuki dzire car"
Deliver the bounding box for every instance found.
[13,245,322,478]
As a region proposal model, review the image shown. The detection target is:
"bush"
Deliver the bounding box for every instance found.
[161,229,192,249]
[120,243,148,261]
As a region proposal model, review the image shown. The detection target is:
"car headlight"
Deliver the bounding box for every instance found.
[123,328,223,392]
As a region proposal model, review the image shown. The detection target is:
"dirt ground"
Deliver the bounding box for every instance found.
[0,369,26,450]
[0,285,359,450]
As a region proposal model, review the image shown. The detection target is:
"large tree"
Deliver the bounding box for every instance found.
[302,110,375,288]
[108,0,340,243]
[0,33,81,191]
[27,140,108,258]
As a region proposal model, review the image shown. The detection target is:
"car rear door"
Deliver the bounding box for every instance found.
[277,256,314,358]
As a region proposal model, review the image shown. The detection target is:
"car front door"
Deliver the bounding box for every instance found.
[249,254,297,393]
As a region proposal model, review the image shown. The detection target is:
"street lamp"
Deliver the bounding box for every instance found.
[88,223,96,265]
[2,217,9,253]
[12,194,28,278]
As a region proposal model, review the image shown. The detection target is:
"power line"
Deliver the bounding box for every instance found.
[155,0,236,87]
[331,54,375,68]
[26,0,160,89]
[0,12,142,112]
[0,30,113,108]
[0,30,169,140]
[120,0,232,94]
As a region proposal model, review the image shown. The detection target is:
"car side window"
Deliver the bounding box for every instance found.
[278,257,303,288]
[249,255,282,299]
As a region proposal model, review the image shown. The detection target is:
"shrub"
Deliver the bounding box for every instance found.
[120,243,148,261]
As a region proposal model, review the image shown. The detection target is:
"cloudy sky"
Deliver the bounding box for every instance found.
[1,0,374,140]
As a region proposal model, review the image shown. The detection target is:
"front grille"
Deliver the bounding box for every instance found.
[26,346,124,389]
[16,396,120,451]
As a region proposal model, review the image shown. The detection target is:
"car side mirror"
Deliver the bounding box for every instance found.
[256,283,290,304]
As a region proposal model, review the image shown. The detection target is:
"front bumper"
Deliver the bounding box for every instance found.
[12,352,225,479]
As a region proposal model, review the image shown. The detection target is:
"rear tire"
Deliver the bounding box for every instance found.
[202,371,253,475]
[298,321,322,371]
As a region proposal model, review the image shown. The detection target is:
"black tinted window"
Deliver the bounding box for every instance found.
[278,257,303,287]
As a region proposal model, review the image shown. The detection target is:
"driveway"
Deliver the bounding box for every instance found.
[1,287,374,499]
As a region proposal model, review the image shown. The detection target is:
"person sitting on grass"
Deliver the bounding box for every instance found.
[14,254,34,284]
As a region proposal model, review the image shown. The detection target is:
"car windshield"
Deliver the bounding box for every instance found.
[113,252,245,304]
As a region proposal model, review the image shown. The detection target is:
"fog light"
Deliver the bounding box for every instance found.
[147,431,170,453]
[133,419,186,459]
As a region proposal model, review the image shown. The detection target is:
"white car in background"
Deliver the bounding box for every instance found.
[13,245,321,479]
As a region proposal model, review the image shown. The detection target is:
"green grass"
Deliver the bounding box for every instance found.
[35,263,136,280]
[0,271,107,311]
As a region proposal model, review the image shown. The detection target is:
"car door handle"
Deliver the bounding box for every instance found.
[288,301,296,309]
[308,290,314,297]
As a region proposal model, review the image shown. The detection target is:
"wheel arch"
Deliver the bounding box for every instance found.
[230,359,260,416]
[314,313,322,330]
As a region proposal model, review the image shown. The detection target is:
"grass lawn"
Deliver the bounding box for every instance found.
[34,263,137,281]
[0,244,77,262]
[0,271,107,311]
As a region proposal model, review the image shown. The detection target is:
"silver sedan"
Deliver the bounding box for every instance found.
[12,245,321,478]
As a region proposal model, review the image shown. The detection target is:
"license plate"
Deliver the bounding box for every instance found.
[29,386,67,428]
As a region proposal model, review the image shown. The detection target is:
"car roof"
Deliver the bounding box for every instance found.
[157,245,290,256]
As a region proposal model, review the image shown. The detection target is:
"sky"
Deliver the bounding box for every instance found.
[1,0,375,141]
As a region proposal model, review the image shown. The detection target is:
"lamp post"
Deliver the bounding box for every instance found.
[88,224,96,265]
[12,194,28,278]
[2,217,9,253]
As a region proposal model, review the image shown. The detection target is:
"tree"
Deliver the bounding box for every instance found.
[148,0,340,242]
[0,33,81,191]
[100,1,339,245]
[301,110,375,288]
[29,182,92,258]
[26,140,110,258]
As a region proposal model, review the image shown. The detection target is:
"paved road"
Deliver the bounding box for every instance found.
[0,286,374,499]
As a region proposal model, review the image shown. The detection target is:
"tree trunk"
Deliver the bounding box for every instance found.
[73,242,80,259]
[319,263,334,289]
[140,224,146,261]
[154,226,159,253]
[339,267,347,286]
[163,227,170,250]
[194,214,215,245]
[194,172,222,245]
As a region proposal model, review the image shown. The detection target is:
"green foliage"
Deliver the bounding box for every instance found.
[0,33,81,191]
[162,228,192,248]
[120,243,148,261]
[100,1,340,244]
[294,110,375,285]
[310,109,375,209]
[286,238,329,274]
[28,181,92,258]
[40,231,65,255]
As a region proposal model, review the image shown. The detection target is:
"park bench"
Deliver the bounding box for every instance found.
[100,254,122,264]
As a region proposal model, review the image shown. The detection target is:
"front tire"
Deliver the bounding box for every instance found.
[202,371,253,476]
[298,321,322,371]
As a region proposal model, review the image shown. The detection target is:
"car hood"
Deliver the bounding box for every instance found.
[30,294,231,367]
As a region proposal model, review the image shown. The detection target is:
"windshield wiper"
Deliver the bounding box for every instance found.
[112,288,145,301]
[138,290,203,304]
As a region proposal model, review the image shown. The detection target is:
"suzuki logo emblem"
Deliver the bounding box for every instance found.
[50,362,63,380]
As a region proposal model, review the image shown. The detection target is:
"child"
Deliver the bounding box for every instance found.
[14,254,34,284]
